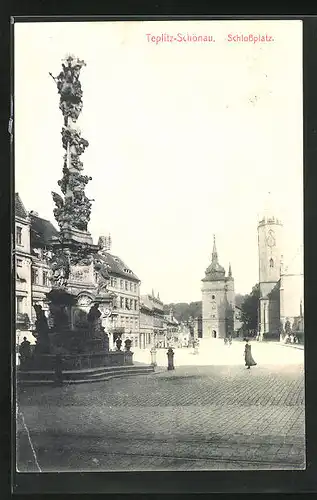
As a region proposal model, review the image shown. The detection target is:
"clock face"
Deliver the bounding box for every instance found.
[266,230,276,247]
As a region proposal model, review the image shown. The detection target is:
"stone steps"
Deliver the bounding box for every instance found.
[18,364,155,385]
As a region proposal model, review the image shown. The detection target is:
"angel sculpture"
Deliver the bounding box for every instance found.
[94,259,110,294]
[52,191,64,209]
[50,251,70,288]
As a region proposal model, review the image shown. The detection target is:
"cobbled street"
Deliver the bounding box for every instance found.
[16,341,305,471]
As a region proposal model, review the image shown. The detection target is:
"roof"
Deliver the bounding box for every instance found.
[203,235,226,281]
[140,294,154,311]
[15,193,29,220]
[98,252,140,282]
[30,214,59,248]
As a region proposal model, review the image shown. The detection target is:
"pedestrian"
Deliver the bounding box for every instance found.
[244,339,257,369]
[19,336,32,365]
[228,333,232,346]
[224,337,228,346]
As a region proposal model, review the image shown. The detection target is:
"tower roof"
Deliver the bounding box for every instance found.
[228,262,232,278]
[203,235,226,281]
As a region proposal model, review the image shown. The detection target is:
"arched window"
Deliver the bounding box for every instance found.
[212,295,215,299]
[269,258,274,268]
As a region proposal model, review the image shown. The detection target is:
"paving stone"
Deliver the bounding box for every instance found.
[16,344,305,471]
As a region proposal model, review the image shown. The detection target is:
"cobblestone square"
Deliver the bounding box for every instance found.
[17,342,305,472]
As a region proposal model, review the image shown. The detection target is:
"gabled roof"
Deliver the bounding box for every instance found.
[15,193,29,220]
[140,294,154,311]
[98,252,140,282]
[30,214,59,248]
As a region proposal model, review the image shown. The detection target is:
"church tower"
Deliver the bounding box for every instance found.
[257,194,283,339]
[201,235,235,340]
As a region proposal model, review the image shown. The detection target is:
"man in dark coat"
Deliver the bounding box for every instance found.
[244,339,257,369]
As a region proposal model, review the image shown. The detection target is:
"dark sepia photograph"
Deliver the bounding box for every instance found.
[14,19,304,472]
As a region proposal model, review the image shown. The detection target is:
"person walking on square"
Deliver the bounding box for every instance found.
[244,339,256,369]
[19,336,31,365]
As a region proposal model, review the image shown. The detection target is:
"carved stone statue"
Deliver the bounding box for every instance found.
[61,127,89,155]
[49,249,70,288]
[33,304,50,353]
[87,303,102,337]
[94,258,110,294]
[50,55,86,126]
[48,302,70,332]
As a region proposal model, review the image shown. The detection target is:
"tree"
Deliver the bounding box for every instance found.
[235,293,246,309]
[284,320,292,336]
[163,302,202,323]
[238,284,260,335]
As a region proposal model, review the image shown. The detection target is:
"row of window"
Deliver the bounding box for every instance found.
[32,268,50,287]
[113,315,139,330]
[118,297,138,311]
[16,258,50,287]
[109,277,138,293]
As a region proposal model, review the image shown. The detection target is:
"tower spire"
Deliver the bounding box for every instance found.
[300,299,303,318]
[228,262,232,278]
[212,234,218,263]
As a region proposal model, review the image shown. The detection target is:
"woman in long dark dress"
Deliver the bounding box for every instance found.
[244,339,257,369]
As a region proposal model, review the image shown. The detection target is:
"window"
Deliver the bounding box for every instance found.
[134,299,138,311]
[32,268,39,285]
[125,281,128,291]
[130,299,133,310]
[16,258,23,267]
[269,258,274,268]
[43,271,49,286]
[16,226,22,246]
[212,295,215,300]
[125,298,130,310]
[17,296,24,314]
[130,282,133,291]
[113,277,117,288]
[134,283,137,293]
[120,297,124,309]
[120,280,124,290]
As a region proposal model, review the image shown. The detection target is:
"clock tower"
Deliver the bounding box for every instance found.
[257,205,283,340]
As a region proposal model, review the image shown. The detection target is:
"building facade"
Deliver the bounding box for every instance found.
[96,236,141,349]
[152,292,167,347]
[15,194,59,344]
[139,294,155,349]
[257,200,304,340]
[201,236,235,339]
[257,213,283,339]
[164,307,180,346]
[15,194,33,338]
[29,211,59,321]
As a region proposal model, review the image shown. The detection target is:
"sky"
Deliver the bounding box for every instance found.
[14,20,303,303]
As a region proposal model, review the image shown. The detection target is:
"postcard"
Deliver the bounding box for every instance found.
[13,19,304,476]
